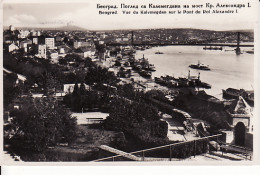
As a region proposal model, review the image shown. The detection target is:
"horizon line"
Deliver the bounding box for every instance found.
[3,25,254,32]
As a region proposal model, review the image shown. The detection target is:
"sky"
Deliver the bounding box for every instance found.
[2,0,259,31]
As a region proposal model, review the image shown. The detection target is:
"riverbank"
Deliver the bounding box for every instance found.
[135,45,254,99]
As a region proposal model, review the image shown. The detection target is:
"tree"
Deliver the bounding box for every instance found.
[104,98,168,148]
[85,57,94,68]
[58,58,68,65]
[8,96,77,152]
[3,72,19,108]
[85,65,118,86]
[72,82,79,96]
[43,73,61,96]
[79,83,87,111]
[79,83,86,95]
[114,60,121,67]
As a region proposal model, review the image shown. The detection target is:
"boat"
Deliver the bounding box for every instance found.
[155,51,164,54]
[246,50,254,54]
[196,81,211,89]
[147,64,156,71]
[124,61,131,67]
[138,70,152,78]
[132,63,142,70]
[203,46,222,50]
[154,72,211,89]
[142,63,156,71]
[139,54,156,71]
[189,61,210,71]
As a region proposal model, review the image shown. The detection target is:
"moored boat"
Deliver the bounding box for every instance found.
[138,70,152,78]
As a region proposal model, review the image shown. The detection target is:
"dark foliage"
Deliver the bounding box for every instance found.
[7,96,77,152]
[104,98,169,148]
[63,83,102,112]
[3,72,19,108]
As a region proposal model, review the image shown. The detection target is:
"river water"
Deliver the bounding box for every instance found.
[135,46,254,99]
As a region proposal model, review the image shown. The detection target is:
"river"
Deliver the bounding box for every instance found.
[135,46,254,99]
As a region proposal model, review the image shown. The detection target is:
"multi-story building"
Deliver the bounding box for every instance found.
[31,31,37,36]
[38,44,47,58]
[32,37,38,44]
[45,38,55,49]
[19,42,28,52]
[73,40,95,49]
[37,31,41,36]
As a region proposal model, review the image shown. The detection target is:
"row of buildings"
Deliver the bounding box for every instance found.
[4,25,97,62]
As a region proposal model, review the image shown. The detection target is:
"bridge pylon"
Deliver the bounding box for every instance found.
[235,32,241,55]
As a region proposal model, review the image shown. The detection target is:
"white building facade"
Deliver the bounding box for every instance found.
[45,38,55,49]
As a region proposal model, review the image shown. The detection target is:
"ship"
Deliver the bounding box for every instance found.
[143,63,156,72]
[138,70,152,78]
[138,54,156,71]
[155,51,164,54]
[246,50,254,54]
[154,72,211,89]
[189,61,210,71]
[203,46,223,50]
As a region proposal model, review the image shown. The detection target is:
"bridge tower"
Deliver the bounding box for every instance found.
[235,32,241,55]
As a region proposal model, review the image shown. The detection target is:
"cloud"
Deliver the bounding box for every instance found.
[5,14,38,26]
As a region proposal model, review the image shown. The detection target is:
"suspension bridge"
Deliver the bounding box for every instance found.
[106,31,254,54]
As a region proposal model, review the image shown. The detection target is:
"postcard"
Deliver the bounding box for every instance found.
[1,0,259,165]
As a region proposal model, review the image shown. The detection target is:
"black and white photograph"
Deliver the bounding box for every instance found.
[1,0,259,164]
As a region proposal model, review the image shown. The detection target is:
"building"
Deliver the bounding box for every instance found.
[37,31,41,36]
[19,40,32,52]
[47,50,59,62]
[75,47,96,58]
[31,31,37,36]
[226,96,253,131]
[57,45,71,54]
[38,44,47,58]
[9,25,15,32]
[8,43,19,52]
[32,37,38,44]
[99,41,105,45]
[73,40,95,49]
[45,38,55,49]
[55,35,63,42]
[59,48,65,54]
[20,42,28,52]
[63,83,91,94]
[222,96,253,149]
[18,30,30,39]
[4,36,13,44]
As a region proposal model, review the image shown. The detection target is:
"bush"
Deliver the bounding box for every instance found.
[104,98,169,149]
[7,96,77,152]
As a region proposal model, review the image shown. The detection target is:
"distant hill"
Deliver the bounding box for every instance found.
[3,25,88,31]
[3,25,253,35]
[55,25,88,31]
[220,29,254,33]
